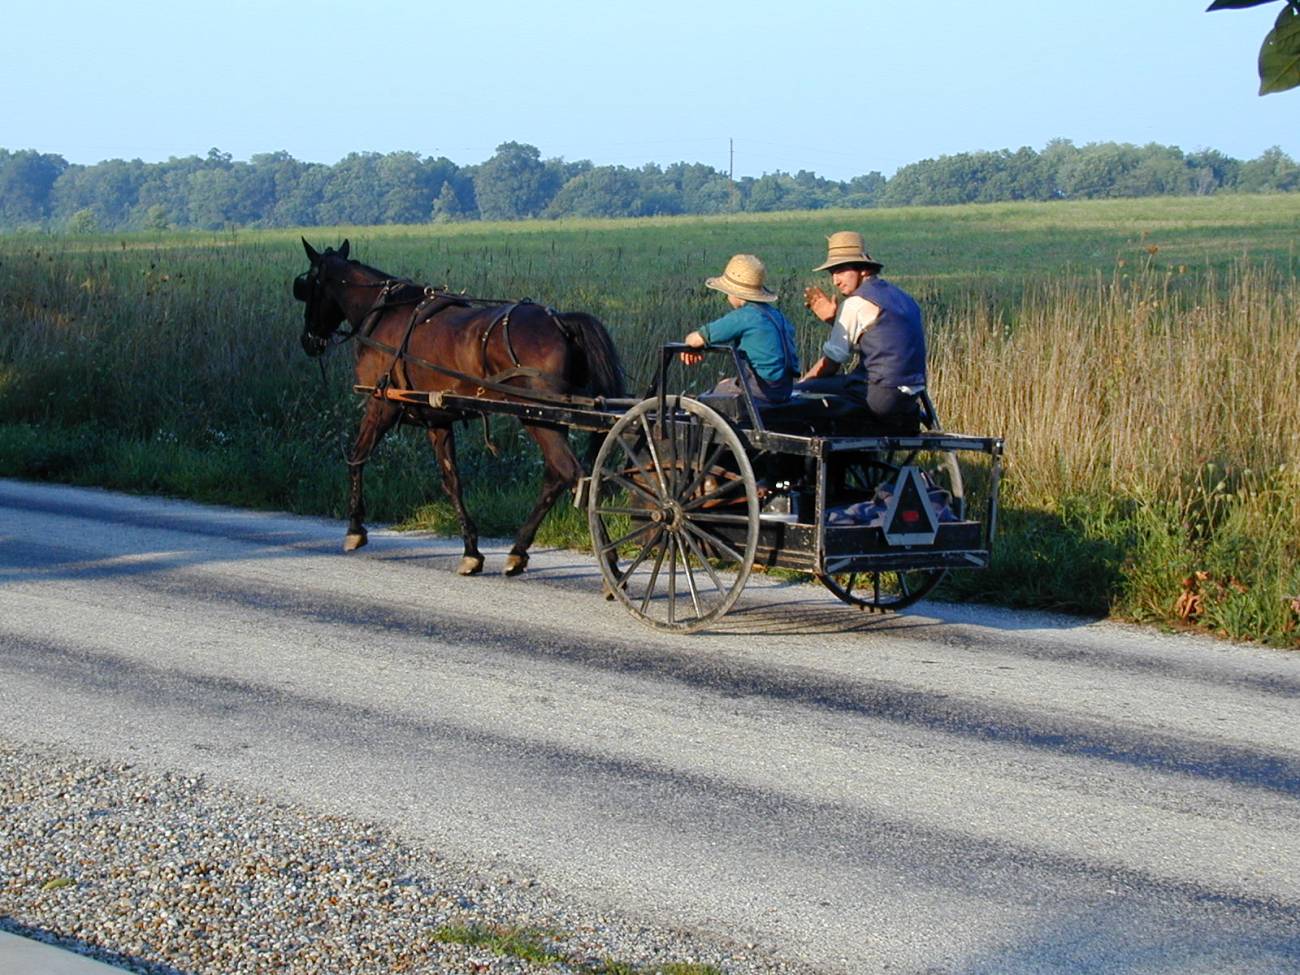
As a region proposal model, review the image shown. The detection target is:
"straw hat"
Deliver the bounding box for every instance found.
[813,231,884,272]
[705,254,778,303]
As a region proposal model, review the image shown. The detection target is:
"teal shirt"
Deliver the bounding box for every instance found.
[698,303,800,383]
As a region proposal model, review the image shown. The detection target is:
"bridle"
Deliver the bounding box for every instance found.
[293,258,400,356]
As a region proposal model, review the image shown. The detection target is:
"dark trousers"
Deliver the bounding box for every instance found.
[794,374,921,433]
[711,357,793,405]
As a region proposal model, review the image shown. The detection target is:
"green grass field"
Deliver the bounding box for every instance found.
[2,195,1298,643]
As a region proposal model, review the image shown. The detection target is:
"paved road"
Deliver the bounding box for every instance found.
[2,478,1298,973]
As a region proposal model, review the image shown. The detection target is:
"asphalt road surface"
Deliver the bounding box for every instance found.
[2,478,1298,973]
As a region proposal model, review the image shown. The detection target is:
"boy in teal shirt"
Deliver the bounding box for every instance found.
[681,254,800,404]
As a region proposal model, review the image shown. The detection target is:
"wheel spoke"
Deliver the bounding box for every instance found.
[666,404,682,496]
[688,511,754,524]
[595,504,655,519]
[680,440,728,502]
[682,519,745,564]
[638,413,671,498]
[667,533,678,625]
[608,471,661,506]
[598,519,657,555]
[614,430,655,474]
[622,526,665,579]
[682,473,746,510]
[639,535,670,615]
[676,535,704,619]
[681,528,726,594]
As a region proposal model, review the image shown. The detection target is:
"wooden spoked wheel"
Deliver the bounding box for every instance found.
[818,446,964,613]
[588,397,759,633]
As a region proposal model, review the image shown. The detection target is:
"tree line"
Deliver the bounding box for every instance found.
[1,138,1298,233]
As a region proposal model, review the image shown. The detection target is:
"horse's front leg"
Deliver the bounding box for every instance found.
[505,425,582,576]
[344,398,401,552]
[428,426,484,575]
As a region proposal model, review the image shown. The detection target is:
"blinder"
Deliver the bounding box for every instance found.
[293,271,313,302]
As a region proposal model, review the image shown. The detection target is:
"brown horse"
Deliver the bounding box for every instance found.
[294,239,625,575]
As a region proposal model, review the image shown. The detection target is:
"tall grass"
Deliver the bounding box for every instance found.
[930,261,1300,639]
[2,198,1297,644]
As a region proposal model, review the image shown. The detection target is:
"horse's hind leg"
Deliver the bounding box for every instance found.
[428,426,484,576]
[344,398,401,552]
[505,424,582,576]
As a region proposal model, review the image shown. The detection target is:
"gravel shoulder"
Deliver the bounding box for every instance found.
[1,739,808,974]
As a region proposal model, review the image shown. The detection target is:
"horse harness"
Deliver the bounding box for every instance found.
[336,278,595,422]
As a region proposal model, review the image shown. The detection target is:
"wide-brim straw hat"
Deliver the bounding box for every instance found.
[705,253,778,303]
[813,230,884,272]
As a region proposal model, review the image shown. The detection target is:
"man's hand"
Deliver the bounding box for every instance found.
[679,350,704,366]
[804,286,836,323]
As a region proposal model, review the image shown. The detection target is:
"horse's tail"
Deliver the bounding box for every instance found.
[560,312,626,399]
[555,312,626,476]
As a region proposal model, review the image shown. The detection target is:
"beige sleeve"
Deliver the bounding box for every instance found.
[840,296,882,347]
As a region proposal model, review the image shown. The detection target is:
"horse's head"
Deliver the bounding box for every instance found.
[294,237,351,357]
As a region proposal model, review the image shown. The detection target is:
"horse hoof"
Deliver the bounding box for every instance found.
[343,532,367,552]
[457,556,484,576]
[503,554,528,576]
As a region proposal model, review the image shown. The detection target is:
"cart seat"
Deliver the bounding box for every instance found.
[699,391,920,435]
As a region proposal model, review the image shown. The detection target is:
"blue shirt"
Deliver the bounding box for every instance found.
[698,303,800,384]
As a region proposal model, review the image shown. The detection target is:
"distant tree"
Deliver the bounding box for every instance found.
[266,162,331,227]
[842,171,886,208]
[375,151,436,224]
[1186,147,1242,192]
[186,168,238,229]
[474,142,562,220]
[50,158,148,229]
[636,163,686,216]
[1037,138,1080,199]
[1236,145,1300,189]
[745,173,789,211]
[543,165,644,218]
[68,208,98,234]
[0,149,67,226]
[144,203,170,230]
[1207,0,1300,94]
[424,156,475,219]
[660,162,734,214]
[134,154,207,229]
[317,152,386,225]
[1054,143,1146,199]
[431,180,466,222]
[1109,144,1197,197]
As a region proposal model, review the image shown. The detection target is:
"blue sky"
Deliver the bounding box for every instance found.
[3,0,1293,180]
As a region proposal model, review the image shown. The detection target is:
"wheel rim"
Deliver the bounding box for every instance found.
[818,566,946,612]
[819,445,963,612]
[589,397,759,633]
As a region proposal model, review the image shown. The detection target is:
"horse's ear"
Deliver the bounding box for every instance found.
[338,239,350,260]
[302,237,320,262]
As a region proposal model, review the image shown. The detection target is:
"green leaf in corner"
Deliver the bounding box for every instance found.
[1259,5,1300,93]
[1207,0,1281,9]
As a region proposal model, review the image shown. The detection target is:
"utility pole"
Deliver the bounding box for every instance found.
[729,137,739,212]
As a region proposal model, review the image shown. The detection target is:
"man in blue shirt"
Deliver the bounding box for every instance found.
[680,253,800,404]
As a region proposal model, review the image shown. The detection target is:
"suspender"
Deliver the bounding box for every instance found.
[757,305,799,376]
